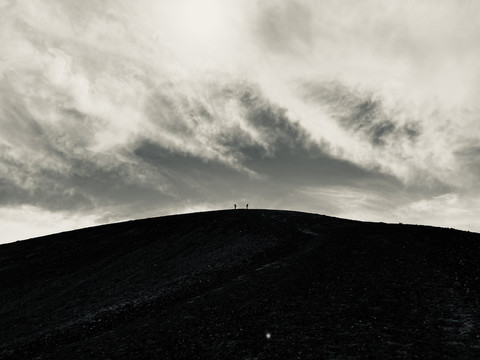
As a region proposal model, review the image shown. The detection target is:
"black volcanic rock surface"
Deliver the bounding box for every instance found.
[2,209,480,359]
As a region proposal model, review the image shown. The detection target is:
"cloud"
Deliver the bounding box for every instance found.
[1,0,480,242]
[300,81,421,146]
[253,0,313,55]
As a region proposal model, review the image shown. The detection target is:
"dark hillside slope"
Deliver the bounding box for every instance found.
[1,210,480,359]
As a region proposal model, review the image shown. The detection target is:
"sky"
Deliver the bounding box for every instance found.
[1,0,480,243]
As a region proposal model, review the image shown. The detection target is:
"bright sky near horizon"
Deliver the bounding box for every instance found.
[1,0,480,243]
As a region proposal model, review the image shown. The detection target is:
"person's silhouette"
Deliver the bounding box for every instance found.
[234,204,237,210]
[246,204,248,209]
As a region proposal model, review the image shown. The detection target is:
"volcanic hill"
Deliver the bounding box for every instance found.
[2,209,480,359]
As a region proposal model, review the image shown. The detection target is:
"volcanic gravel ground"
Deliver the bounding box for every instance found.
[1,210,480,359]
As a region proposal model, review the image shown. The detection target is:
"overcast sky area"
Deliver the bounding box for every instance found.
[1,0,480,243]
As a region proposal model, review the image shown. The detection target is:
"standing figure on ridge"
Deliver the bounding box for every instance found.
[246,204,248,209]
[234,204,237,210]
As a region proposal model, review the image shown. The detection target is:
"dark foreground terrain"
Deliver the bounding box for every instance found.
[2,210,480,359]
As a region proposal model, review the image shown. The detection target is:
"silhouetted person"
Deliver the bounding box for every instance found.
[246,204,248,209]
[234,204,237,210]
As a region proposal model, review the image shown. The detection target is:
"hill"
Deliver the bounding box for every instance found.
[1,209,480,359]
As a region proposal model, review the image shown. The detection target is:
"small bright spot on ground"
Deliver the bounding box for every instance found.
[266,332,271,339]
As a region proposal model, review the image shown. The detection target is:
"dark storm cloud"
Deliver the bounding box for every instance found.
[0,147,92,212]
[300,81,420,146]
[231,84,397,186]
[137,81,406,207]
[132,136,406,220]
[0,171,91,212]
[143,79,321,168]
[133,140,244,193]
[239,85,311,154]
[0,88,168,216]
[0,140,174,215]
[132,140,279,210]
